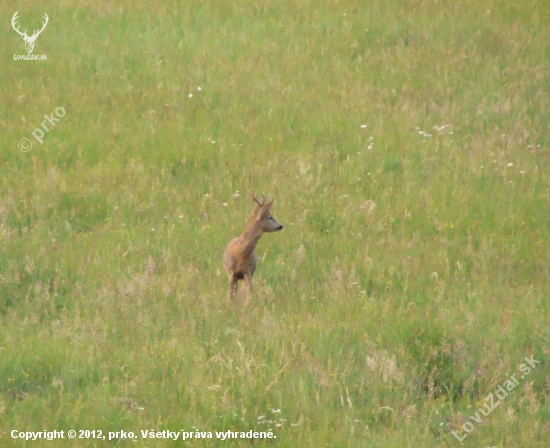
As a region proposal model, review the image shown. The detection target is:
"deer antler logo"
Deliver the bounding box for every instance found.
[11,11,49,54]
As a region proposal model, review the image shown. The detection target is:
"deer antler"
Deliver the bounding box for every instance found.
[11,11,27,38]
[251,195,273,208]
[32,13,49,39]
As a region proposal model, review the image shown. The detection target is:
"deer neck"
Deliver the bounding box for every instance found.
[239,217,264,256]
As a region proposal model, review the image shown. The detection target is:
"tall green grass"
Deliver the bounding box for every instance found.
[1,0,549,446]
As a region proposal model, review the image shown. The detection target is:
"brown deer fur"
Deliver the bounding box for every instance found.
[223,197,283,303]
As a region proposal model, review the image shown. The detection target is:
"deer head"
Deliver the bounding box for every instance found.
[252,196,283,232]
[11,11,49,54]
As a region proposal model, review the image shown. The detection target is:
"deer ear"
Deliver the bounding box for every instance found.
[263,200,274,212]
[251,198,261,215]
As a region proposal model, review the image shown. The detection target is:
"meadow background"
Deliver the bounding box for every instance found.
[1,0,549,446]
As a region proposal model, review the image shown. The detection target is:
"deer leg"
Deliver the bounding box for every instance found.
[228,276,238,302]
[243,274,252,305]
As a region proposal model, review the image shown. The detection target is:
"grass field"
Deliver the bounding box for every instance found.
[1,0,549,446]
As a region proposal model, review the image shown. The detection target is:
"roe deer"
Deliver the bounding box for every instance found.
[223,197,283,304]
